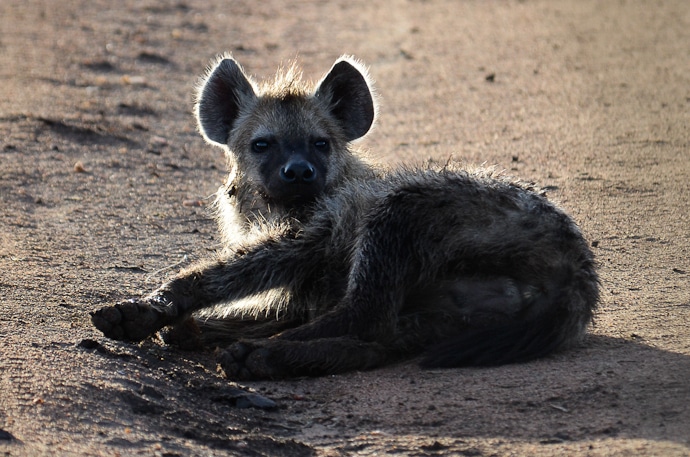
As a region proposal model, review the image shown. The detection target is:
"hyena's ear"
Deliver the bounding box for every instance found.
[196,57,256,146]
[314,57,376,142]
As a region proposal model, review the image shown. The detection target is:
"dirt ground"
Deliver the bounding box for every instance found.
[1,0,689,455]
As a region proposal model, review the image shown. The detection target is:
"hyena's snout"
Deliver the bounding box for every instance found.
[265,148,327,206]
[275,156,323,205]
[280,158,317,184]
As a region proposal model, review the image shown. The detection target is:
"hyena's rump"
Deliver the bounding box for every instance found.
[91,55,599,380]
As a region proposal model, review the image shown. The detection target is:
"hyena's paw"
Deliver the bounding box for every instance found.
[91,299,167,342]
[160,317,205,351]
[217,341,286,381]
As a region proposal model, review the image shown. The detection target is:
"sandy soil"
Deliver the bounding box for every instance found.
[1,0,689,455]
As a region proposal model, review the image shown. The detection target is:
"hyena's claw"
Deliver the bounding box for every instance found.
[91,299,166,342]
[217,341,280,381]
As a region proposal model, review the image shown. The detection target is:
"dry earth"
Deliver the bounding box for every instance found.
[1,0,689,455]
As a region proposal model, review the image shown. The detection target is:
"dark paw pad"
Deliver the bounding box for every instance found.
[91,299,166,342]
[217,341,283,380]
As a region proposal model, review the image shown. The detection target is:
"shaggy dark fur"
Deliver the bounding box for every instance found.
[92,55,598,380]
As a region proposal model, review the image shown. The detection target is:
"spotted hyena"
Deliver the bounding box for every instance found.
[91,55,599,380]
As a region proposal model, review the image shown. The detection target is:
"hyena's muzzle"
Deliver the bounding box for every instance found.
[257,136,329,206]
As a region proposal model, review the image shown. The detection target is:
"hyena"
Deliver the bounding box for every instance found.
[92,55,599,380]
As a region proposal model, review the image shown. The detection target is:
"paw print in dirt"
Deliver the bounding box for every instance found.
[91,298,169,342]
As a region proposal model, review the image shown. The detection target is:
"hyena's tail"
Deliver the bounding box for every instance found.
[420,268,598,368]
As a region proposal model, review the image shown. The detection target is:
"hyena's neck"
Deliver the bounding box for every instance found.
[215,174,321,248]
[214,182,292,248]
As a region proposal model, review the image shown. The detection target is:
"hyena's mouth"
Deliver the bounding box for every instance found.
[256,188,312,210]
[274,190,321,209]
[264,181,326,209]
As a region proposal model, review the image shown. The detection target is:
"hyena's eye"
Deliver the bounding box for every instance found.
[251,139,271,153]
[314,139,330,153]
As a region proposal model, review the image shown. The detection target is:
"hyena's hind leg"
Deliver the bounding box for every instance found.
[435,277,532,324]
[419,265,596,368]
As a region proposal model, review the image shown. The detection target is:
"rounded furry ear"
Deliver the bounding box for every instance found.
[196,57,256,146]
[314,57,376,142]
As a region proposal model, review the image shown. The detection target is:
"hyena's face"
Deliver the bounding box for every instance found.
[227,95,342,207]
[196,56,376,209]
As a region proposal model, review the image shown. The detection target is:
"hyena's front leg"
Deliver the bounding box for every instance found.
[275,192,435,344]
[217,220,417,379]
[91,260,231,343]
[218,337,389,380]
[91,238,319,342]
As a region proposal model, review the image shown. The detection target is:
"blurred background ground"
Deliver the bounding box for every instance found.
[1,0,689,455]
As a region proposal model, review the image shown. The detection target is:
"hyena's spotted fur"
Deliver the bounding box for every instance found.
[91,55,599,380]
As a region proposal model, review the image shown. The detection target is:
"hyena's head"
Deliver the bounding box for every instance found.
[195,55,376,223]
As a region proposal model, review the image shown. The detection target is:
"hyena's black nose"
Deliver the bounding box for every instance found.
[280,160,317,183]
